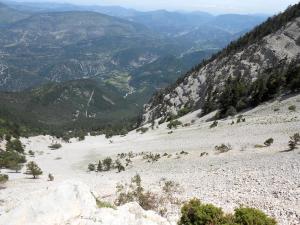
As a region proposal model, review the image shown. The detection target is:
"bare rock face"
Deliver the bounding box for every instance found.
[0,180,172,225]
[142,8,300,124]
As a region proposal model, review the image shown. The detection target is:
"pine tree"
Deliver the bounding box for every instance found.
[97,160,103,172]
[26,161,43,179]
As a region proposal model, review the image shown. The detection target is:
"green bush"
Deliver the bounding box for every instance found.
[178,199,224,225]
[0,174,9,184]
[264,138,274,147]
[178,199,277,225]
[48,143,62,150]
[288,105,296,111]
[234,207,277,225]
[210,121,218,128]
[115,160,125,173]
[26,161,43,179]
[288,133,300,150]
[226,106,237,117]
[97,160,103,172]
[178,107,192,118]
[136,127,149,134]
[88,163,95,171]
[115,174,157,211]
[96,199,115,209]
[215,144,232,153]
[28,150,35,156]
[103,157,113,171]
[167,120,182,129]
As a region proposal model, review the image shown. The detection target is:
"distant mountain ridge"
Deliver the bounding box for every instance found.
[142,3,300,124]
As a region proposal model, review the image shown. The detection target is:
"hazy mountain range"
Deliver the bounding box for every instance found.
[0,0,268,134]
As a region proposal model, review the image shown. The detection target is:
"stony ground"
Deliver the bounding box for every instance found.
[0,94,300,224]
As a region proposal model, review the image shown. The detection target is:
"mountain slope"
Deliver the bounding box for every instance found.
[0,79,140,134]
[0,2,30,25]
[142,3,300,123]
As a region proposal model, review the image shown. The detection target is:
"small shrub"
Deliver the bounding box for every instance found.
[178,198,277,225]
[125,158,132,167]
[273,108,280,112]
[48,173,54,181]
[115,160,125,173]
[136,127,149,134]
[288,133,300,150]
[103,157,113,171]
[97,160,103,172]
[200,152,208,157]
[225,106,237,117]
[236,115,246,123]
[88,163,95,171]
[78,135,85,141]
[158,118,165,125]
[26,161,43,179]
[180,151,189,155]
[288,105,296,111]
[167,120,182,129]
[264,138,274,147]
[178,198,224,225]
[28,150,35,157]
[48,143,62,150]
[0,174,9,184]
[96,199,115,209]
[143,153,161,163]
[210,120,218,128]
[115,175,182,215]
[234,207,277,225]
[177,107,191,117]
[115,174,157,211]
[255,144,265,148]
[215,144,232,153]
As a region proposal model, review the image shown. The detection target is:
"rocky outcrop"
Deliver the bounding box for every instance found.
[142,4,300,124]
[0,180,173,225]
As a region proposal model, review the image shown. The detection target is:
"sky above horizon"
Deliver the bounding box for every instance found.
[12,0,300,14]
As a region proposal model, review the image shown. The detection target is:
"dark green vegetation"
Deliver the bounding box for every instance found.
[179,198,277,225]
[264,138,274,147]
[0,135,26,172]
[88,157,125,173]
[167,120,182,129]
[212,62,300,119]
[48,143,62,150]
[288,133,300,150]
[0,79,140,137]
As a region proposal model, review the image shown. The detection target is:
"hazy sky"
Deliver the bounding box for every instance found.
[13,0,300,14]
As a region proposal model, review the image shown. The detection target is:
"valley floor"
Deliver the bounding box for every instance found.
[1,94,300,224]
